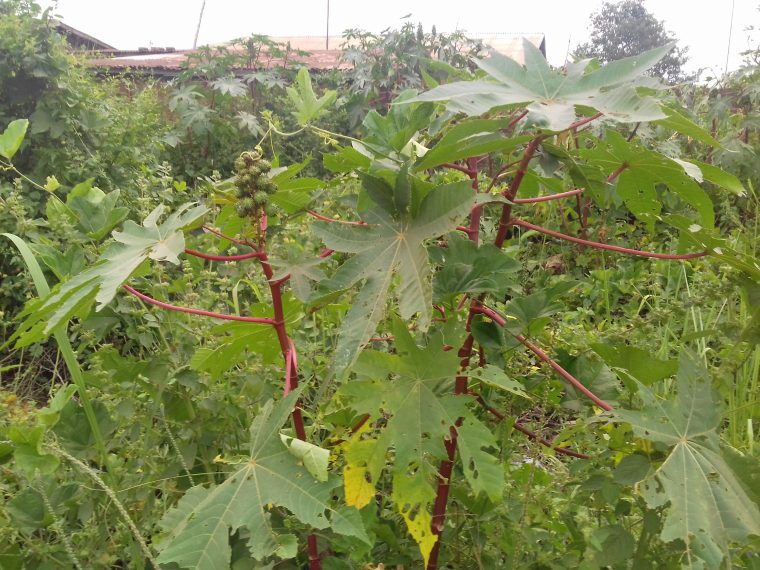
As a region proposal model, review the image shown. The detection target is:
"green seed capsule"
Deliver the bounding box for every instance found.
[254,191,269,205]
[257,159,272,172]
[264,204,277,217]
[259,179,277,194]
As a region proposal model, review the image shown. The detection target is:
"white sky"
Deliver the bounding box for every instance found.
[41,0,758,76]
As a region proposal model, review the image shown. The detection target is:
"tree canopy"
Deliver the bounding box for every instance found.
[574,0,689,83]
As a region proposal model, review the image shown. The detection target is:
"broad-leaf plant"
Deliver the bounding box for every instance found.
[3,40,759,569]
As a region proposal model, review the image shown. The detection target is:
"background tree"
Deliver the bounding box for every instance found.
[574,0,689,83]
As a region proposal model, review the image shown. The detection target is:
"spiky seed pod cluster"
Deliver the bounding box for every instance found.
[233,151,278,218]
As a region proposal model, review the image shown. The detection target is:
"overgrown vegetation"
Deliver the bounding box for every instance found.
[1,2,759,569]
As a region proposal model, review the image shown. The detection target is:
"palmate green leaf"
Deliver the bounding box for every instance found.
[363,89,434,154]
[312,180,474,377]
[406,40,672,131]
[210,76,247,97]
[11,203,207,347]
[156,389,369,569]
[684,159,745,196]
[581,131,714,230]
[431,234,520,301]
[0,118,29,160]
[269,156,325,213]
[271,255,327,302]
[65,179,129,240]
[609,354,760,568]
[339,334,502,566]
[286,68,337,126]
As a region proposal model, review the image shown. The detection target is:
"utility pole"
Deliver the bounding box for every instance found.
[193,0,206,49]
[326,0,330,50]
[724,0,736,74]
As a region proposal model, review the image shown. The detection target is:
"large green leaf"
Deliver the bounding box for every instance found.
[312,180,474,376]
[339,333,501,566]
[286,68,337,125]
[0,118,29,160]
[581,131,714,230]
[156,390,369,568]
[610,354,760,568]
[65,179,129,240]
[431,234,520,301]
[363,89,434,154]
[11,203,207,347]
[406,40,672,131]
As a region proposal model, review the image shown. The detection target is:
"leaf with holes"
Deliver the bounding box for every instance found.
[338,331,502,566]
[608,353,760,568]
[155,389,369,569]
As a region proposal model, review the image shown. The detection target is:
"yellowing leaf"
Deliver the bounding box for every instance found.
[343,437,384,509]
[156,390,370,568]
[338,333,503,562]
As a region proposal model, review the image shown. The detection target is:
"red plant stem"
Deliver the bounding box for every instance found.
[512,188,584,204]
[257,252,313,556]
[507,109,529,129]
[494,136,543,248]
[472,304,613,411]
[440,162,475,175]
[284,347,295,395]
[184,248,265,261]
[350,414,370,434]
[486,161,519,192]
[517,334,613,411]
[307,210,366,226]
[429,159,484,569]
[455,293,470,312]
[568,112,603,130]
[607,162,629,182]
[202,225,254,246]
[510,218,708,260]
[307,535,320,570]
[472,394,590,459]
[467,157,482,244]
[122,285,276,324]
